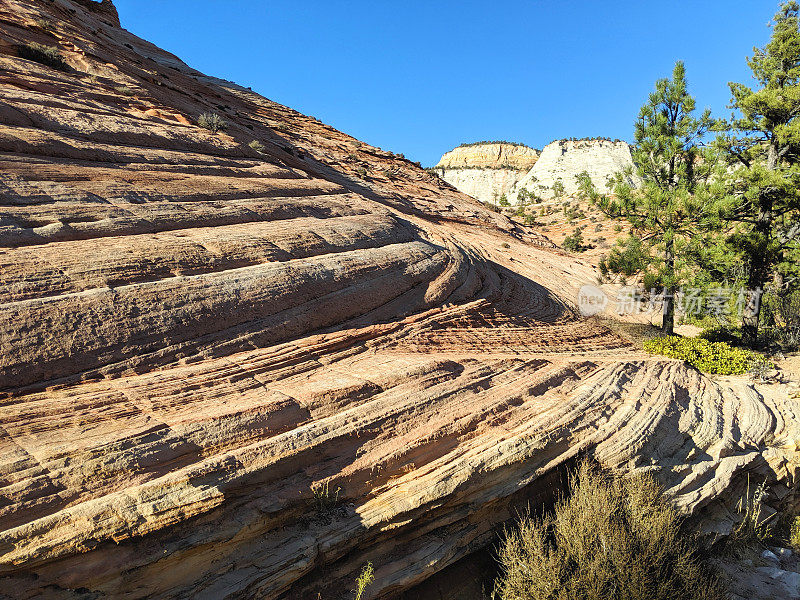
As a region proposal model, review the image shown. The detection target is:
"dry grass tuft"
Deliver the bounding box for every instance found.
[248,140,266,153]
[725,477,772,555]
[354,562,374,600]
[494,462,726,600]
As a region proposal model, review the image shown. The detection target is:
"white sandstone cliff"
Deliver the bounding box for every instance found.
[435,139,640,205]
[433,142,539,203]
[513,138,640,201]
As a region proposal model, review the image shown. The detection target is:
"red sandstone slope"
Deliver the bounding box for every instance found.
[0,2,798,599]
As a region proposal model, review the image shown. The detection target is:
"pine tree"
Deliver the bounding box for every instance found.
[716,1,800,347]
[590,61,714,335]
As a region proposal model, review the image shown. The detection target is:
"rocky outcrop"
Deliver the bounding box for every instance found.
[514,138,640,200]
[432,142,539,203]
[0,2,798,600]
[435,139,640,205]
[436,142,540,170]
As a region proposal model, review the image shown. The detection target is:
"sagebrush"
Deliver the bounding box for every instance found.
[197,112,227,133]
[495,462,726,600]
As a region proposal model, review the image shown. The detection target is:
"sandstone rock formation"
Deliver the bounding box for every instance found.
[0,2,798,600]
[432,142,538,204]
[436,142,540,170]
[515,138,640,200]
[435,139,640,205]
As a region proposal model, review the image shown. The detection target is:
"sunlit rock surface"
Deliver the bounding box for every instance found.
[0,2,798,599]
[432,142,539,204]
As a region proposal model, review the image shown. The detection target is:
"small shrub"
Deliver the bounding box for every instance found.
[562,228,585,252]
[748,359,773,382]
[115,85,135,96]
[354,562,374,600]
[33,18,55,32]
[248,139,266,153]
[501,242,511,249]
[642,336,770,375]
[551,178,566,198]
[499,193,510,207]
[197,112,227,133]
[356,167,367,177]
[18,42,68,71]
[725,477,772,555]
[790,516,800,549]
[495,462,726,600]
[311,480,340,513]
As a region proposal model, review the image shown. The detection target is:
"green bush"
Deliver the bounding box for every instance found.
[552,178,566,198]
[495,462,726,600]
[197,112,227,133]
[562,228,585,252]
[643,335,769,375]
[18,42,69,71]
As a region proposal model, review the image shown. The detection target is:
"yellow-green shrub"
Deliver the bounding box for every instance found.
[643,336,768,375]
[791,516,800,550]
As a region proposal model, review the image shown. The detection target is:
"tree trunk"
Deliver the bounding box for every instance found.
[742,145,777,347]
[741,209,771,347]
[662,238,675,336]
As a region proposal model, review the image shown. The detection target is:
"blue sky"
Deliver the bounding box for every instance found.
[116,1,780,166]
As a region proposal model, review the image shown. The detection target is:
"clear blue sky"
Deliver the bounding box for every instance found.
[116,1,780,166]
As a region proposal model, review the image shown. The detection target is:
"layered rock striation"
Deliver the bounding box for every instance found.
[0,2,797,600]
[432,142,539,204]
